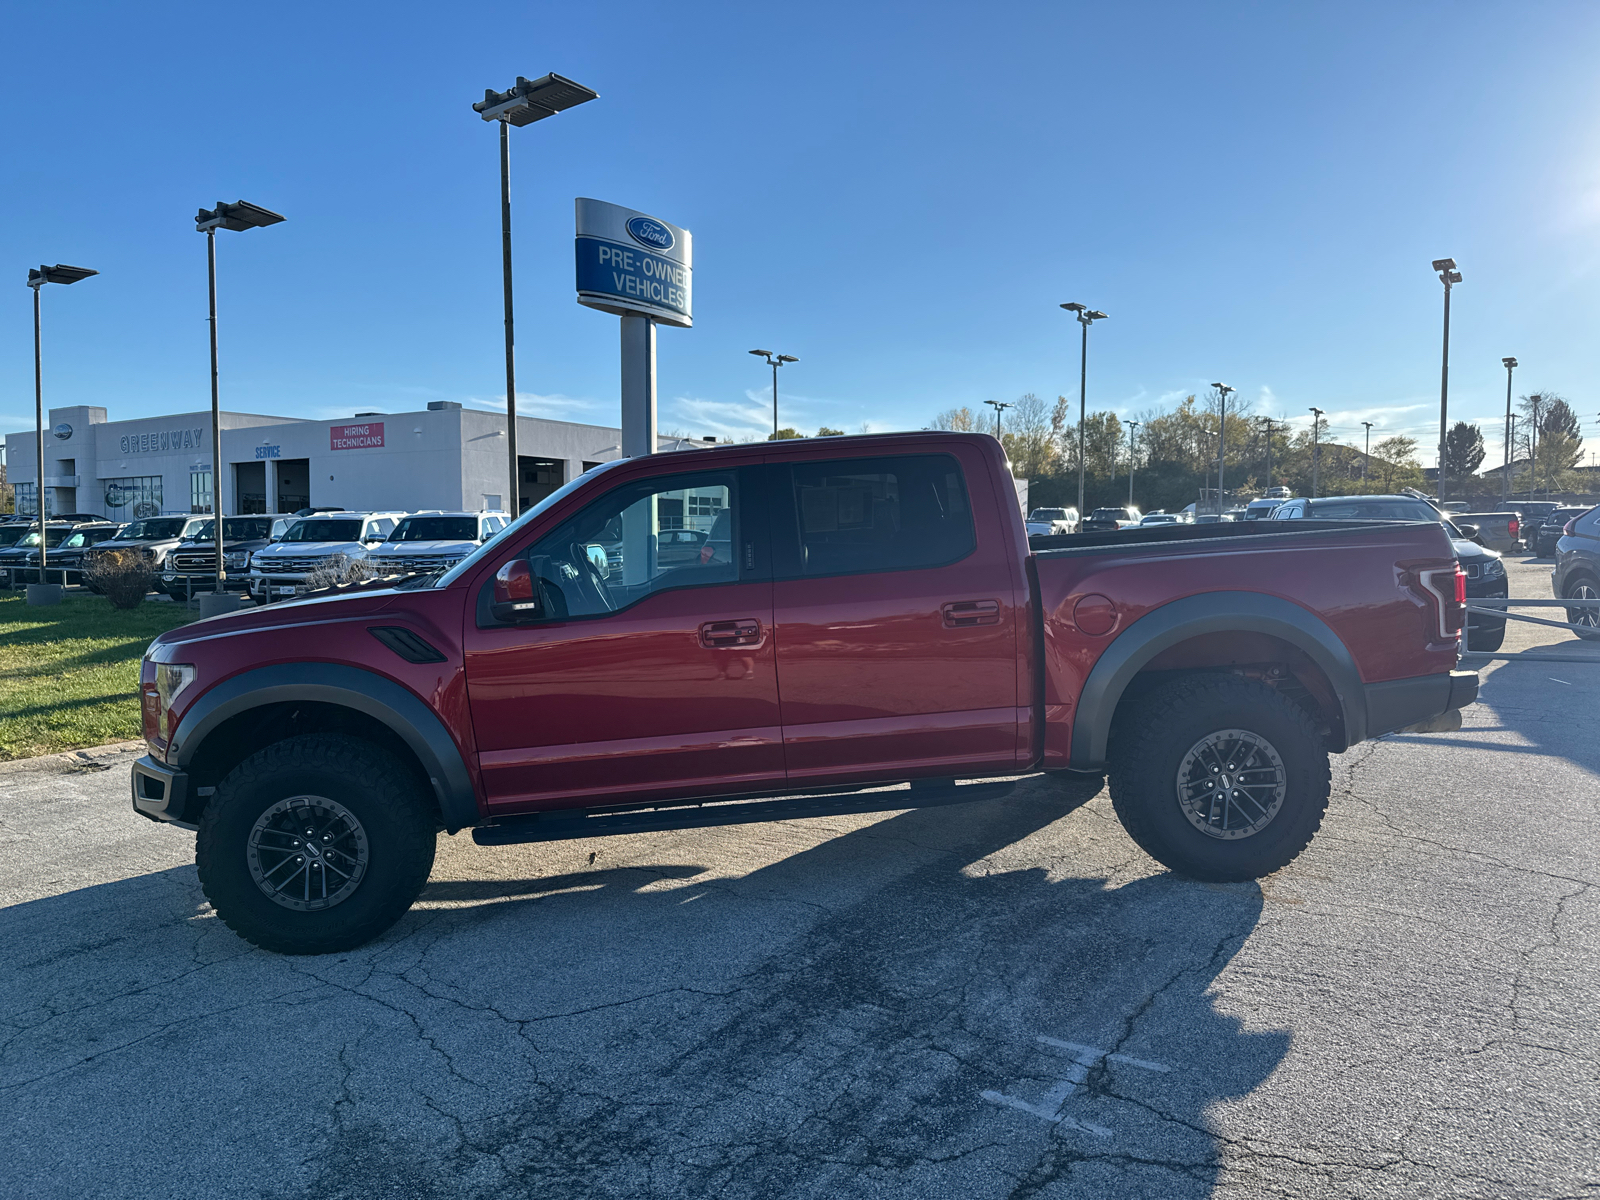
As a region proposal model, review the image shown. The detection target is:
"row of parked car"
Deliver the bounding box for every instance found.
[0,508,511,601]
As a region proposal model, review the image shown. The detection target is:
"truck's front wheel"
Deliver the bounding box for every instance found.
[196,735,437,954]
[1108,675,1330,881]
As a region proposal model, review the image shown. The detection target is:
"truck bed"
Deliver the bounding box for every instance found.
[1028,519,1465,771]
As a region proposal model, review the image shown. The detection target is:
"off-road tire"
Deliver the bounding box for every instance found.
[1108,674,1331,881]
[196,734,437,954]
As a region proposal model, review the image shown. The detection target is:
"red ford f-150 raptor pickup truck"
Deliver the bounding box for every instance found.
[132,433,1477,954]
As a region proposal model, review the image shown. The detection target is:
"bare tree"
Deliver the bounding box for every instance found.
[930,406,976,432]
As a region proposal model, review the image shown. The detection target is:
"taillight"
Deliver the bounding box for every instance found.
[1508,517,1519,538]
[1416,566,1466,641]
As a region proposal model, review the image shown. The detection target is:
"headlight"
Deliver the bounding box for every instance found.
[1482,558,1505,578]
[144,662,196,747]
[226,551,249,569]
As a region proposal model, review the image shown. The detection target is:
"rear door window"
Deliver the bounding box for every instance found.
[773,453,975,578]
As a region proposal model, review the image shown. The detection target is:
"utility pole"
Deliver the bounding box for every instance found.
[984,399,1013,441]
[1309,407,1325,497]
[1126,420,1141,507]
[1500,357,1517,505]
[1362,421,1374,487]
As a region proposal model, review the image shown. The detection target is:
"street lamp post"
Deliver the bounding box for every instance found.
[984,399,1013,440]
[1431,257,1462,502]
[1126,420,1141,507]
[748,350,799,437]
[1528,392,1545,500]
[1260,416,1275,493]
[1211,383,1235,506]
[1309,407,1325,497]
[1060,303,1107,520]
[1500,357,1517,504]
[1362,421,1374,487]
[473,74,599,512]
[25,263,97,605]
[196,201,285,611]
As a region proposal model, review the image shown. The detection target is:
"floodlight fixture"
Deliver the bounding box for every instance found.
[1087,310,1108,321]
[749,348,773,357]
[777,354,799,364]
[27,264,98,288]
[1060,301,1086,313]
[195,200,286,233]
[1502,356,1517,369]
[474,73,599,127]
[1431,258,1457,273]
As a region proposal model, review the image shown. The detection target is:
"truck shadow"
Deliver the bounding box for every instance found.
[2,779,1284,1199]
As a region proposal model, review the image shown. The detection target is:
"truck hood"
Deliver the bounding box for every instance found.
[152,584,408,647]
[1452,539,1499,563]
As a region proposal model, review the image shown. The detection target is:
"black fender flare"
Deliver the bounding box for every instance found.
[1070,590,1366,770]
[169,663,480,832]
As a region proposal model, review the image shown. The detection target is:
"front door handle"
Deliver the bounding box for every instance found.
[942,599,1000,628]
[700,618,764,648]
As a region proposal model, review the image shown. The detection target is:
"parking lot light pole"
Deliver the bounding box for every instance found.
[474,74,599,513]
[1211,383,1235,505]
[1500,357,1517,504]
[1061,303,1107,520]
[1259,416,1275,492]
[1432,258,1461,502]
[196,202,285,606]
[1362,421,1374,487]
[1309,407,1325,497]
[748,350,798,437]
[1126,420,1141,506]
[984,399,1013,440]
[25,264,97,603]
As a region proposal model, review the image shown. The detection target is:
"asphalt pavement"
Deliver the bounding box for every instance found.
[1,562,1596,1199]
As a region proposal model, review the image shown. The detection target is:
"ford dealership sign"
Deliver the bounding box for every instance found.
[575,198,692,327]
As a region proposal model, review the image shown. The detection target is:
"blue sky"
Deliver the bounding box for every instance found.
[4,0,1600,468]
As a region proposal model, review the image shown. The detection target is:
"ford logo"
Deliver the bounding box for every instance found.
[625,215,674,252]
[53,423,72,440]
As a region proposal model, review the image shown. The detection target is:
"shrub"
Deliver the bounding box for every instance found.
[303,553,375,592]
[84,549,155,610]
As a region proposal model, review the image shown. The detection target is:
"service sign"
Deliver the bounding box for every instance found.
[574,198,692,327]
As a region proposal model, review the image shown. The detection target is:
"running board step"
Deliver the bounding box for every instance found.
[471,779,1019,846]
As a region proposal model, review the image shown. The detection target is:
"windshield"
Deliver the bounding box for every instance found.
[187,518,274,541]
[389,517,478,542]
[437,463,627,589]
[0,525,30,547]
[281,519,364,543]
[1029,509,1068,521]
[110,517,189,541]
[1307,499,1439,521]
[13,528,77,549]
[1091,509,1128,520]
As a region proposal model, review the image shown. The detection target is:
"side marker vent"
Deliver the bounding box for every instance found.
[368,626,447,664]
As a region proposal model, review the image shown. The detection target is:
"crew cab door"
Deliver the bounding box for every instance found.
[462,463,782,813]
[768,446,1024,784]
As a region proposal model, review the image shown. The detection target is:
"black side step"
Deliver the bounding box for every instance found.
[471,779,1019,846]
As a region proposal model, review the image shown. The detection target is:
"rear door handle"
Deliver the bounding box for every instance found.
[700,618,764,648]
[942,599,1001,628]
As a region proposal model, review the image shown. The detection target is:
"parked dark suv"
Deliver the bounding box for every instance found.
[1552,505,1600,641]
[1533,507,1590,558]
[162,515,285,598]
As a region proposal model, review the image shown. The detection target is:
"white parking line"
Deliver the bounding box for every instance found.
[982,1036,1171,1135]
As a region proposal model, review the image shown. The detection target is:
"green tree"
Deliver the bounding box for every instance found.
[1443,421,1486,480]
[768,428,806,441]
[816,426,844,437]
[1372,435,1424,493]
[1000,393,1059,480]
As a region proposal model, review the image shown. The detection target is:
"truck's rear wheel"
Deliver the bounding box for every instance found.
[196,734,437,954]
[1108,675,1330,881]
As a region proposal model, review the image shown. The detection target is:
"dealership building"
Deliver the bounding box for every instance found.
[6,403,706,520]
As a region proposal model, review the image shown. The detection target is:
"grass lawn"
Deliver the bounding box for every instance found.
[0,592,194,761]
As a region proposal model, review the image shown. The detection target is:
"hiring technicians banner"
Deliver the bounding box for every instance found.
[574,198,693,328]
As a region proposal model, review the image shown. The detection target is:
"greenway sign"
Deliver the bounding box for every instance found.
[574,198,692,328]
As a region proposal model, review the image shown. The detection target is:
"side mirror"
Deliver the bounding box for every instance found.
[1456,522,1480,540]
[584,544,609,579]
[491,559,543,623]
